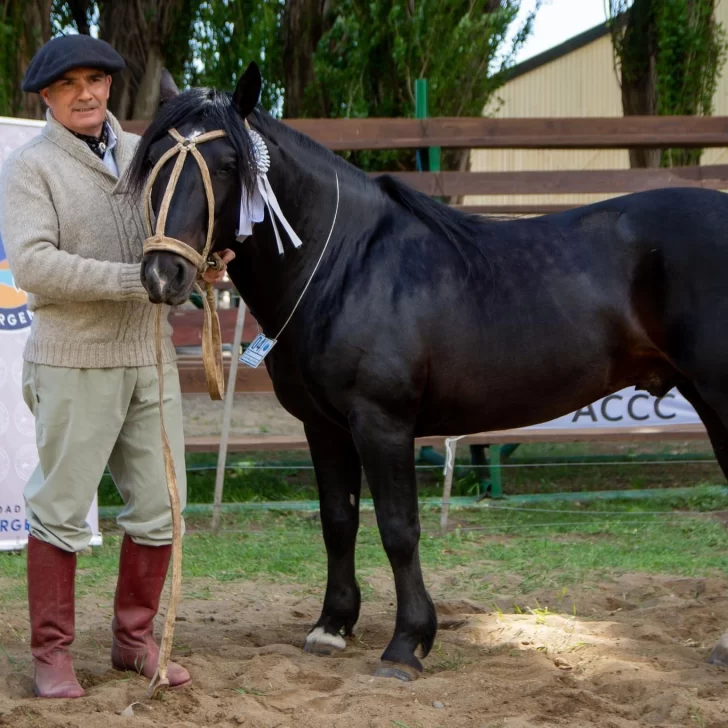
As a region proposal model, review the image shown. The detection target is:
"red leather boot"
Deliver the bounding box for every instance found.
[27,536,85,698]
[111,534,190,687]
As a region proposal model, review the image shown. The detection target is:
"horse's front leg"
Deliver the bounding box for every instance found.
[349,406,437,681]
[303,422,362,655]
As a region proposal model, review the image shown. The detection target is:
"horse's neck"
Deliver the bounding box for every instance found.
[230,148,343,337]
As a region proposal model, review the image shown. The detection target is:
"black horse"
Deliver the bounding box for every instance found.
[126,62,728,680]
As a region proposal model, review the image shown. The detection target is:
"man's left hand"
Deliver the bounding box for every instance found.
[203,249,236,283]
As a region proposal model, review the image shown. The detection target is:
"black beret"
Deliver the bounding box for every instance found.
[22,34,126,93]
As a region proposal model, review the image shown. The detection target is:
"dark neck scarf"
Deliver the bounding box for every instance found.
[70,123,109,160]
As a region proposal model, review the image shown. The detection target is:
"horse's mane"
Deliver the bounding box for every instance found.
[122,88,258,199]
[248,108,490,247]
[375,174,490,244]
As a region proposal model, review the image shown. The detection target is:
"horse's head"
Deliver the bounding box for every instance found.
[125,63,262,305]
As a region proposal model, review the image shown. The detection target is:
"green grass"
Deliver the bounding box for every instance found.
[96,440,722,506]
[3,488,728,607]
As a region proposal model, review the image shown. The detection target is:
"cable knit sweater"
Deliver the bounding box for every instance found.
[0,110,175,368]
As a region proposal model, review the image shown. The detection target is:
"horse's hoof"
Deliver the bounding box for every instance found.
[374,662,421,682]
[304,627,346,656]
[707,634,728,666]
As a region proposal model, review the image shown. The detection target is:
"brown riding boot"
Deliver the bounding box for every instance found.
[111,534,191,687]
[27,536,85,698]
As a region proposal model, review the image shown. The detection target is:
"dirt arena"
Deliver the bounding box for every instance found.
[2,568,728,728]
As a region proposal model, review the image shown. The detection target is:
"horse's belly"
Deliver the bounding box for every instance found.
[417,362,614,435]
[417,322,675,435]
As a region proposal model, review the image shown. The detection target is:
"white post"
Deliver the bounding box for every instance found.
[440,437,459,536]
[211,297,247,535]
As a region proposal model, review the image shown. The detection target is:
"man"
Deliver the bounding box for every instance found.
[0,34,233,699]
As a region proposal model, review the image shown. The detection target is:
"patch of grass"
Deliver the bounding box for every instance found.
[3,489,728,607]
[0,643,30,673]
[94,441,723,506]
[430,644,472,672]
[690,705,706,727]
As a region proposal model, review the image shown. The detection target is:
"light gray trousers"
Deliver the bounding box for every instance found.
[22,361,187,552]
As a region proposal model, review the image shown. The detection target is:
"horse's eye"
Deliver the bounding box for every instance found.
[216,164,237,178]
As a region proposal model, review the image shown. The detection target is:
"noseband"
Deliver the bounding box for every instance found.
[142,127,226,400]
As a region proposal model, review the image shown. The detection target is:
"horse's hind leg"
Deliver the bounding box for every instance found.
[303,423,362,655]
[677,380,728,665]
[678,381,728,479]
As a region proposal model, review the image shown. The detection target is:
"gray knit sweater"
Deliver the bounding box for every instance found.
[0,110,175,368]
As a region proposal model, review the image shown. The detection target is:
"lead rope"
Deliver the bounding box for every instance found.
[142,128,227,698]
[148,307,184,698]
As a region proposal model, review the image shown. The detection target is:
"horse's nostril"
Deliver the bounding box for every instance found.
[173,259,189,285]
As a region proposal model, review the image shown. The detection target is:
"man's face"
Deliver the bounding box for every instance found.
[40,67,111,137]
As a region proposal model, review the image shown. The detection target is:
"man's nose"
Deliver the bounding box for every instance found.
[76,82,93,100]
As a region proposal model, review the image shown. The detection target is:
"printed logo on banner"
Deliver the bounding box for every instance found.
[0,233,32,333]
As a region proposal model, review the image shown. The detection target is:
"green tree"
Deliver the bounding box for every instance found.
[308,0,536,171]
[179,1,537,172]
[608,0,728,167]
[178,0,285,113]
[0,0,52,118]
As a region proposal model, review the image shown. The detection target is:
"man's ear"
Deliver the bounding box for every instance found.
[232,62,262,118]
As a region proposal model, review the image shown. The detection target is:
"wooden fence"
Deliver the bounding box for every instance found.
[121,114,728,376]
[122,115,728,216]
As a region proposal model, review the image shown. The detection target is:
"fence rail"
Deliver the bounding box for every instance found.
[133,113,728,369]
[121,115,728,150]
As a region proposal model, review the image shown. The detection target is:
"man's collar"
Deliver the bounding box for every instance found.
[43,109,129,181]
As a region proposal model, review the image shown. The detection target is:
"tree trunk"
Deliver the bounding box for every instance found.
[133,46,165,119]
[615,0,661,168]
[66,0,92,35]
[98,0,184,120]
[281,0,327,118]
[14,0,52,118]
[622,71,660,168]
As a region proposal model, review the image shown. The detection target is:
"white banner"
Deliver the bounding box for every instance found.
[0,117,100,551]
[523,386,701,431]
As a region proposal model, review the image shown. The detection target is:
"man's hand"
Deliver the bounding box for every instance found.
[202,249,236,283]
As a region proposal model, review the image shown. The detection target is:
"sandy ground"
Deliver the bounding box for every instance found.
[182,393,304,439]
[2,395,725,726]
[2,569,728,727]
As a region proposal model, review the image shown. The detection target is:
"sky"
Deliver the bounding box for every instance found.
[509,0,614,64]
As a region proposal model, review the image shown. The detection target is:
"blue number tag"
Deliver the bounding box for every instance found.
[239,333,277,368]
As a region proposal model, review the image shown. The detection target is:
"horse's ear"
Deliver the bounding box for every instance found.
[159,68,180,104]
[233,62,262,118]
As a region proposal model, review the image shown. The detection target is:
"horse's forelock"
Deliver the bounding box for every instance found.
[122,88,257,200]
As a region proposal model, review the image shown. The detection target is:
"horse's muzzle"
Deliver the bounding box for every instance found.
[141,253,195,306]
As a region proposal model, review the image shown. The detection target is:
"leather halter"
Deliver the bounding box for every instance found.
[142,127,227,400]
